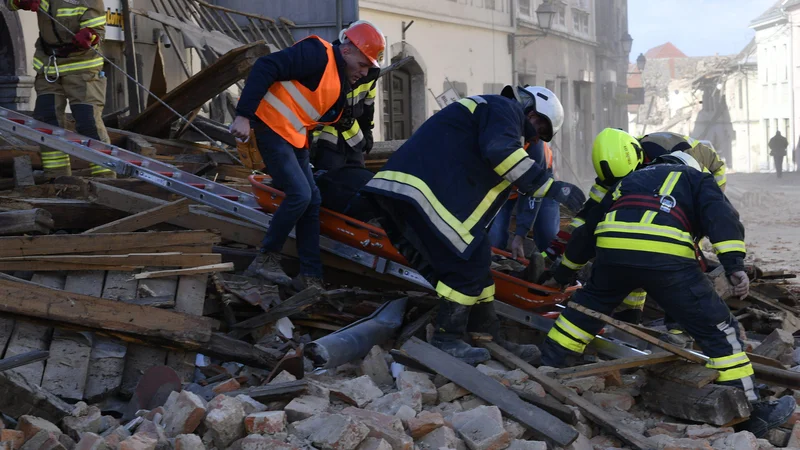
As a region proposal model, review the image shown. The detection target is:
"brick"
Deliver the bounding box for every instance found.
[331,376,385,408]
[460,395,489,411]
[504,369,530,386]
[357,437,391,450]
[211,378,241,395]
[438,383,470,403]
[515,380,545,399]
[237,395,268,415]
[604,370,625,388]
[244,411,287,435]
[789,423,800,449]
[75,433,110,450]
[366,389,422,415]
[19,431,65,450]
[119,434,157,450]
[711,431,758,450]
[228,434,301,450]
[590,435,623,449]
[415,426,465,450]
[285,395,330,423]
[164,390,207,438]
[394,405,416,421]
[563,376,605,394]
[753,329,795,366]
[61,406,110,442]
[134,420,169,450]
[582,392,635,411]
[290,413,370,450]
[503,419,526,441]
[407,411,444,439]
[648,435,713,450]
[359,346,394,387]
[506,440,547,450]
[0,430,24,450]
[450,405,511,450]
[100,427,131,448]
[397,371,438,405]
[174,434,204,450]
[341,407,412,450]
[685,425,733,440]
[17,416,61,442]
[204,394,246,448]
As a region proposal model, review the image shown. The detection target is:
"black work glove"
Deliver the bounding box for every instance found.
[363,131,374,154]
[545,181,586,213]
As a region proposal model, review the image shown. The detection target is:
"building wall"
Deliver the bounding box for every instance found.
[360,0,514,141]
[594,0,629,134]
[753,20,792,171]
[725,66,762,173]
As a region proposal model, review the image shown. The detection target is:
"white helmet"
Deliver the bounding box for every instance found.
[653,150,702,172]
[502,85,564,142]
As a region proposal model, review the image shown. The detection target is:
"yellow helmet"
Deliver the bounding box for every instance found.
[592,128,643,183]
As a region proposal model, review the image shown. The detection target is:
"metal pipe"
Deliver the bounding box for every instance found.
[306,297,408,369]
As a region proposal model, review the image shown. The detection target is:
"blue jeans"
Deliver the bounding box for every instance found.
[487,197,561,252]
[255,124,323,277]
[487,199,517,250]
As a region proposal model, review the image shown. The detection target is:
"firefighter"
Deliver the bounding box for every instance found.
[539,150,795,437]
[639,131,727,191]
[230,21,385,290]
[10,0,115,178]
[362,85,586,364]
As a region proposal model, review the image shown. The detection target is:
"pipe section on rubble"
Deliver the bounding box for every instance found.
[306,297,408,369]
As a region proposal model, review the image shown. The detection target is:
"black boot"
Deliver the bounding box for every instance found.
[612,308,642,325]
[539,337,583,368]
[737,396,796,438]
[467,302,541,365]
[430,301,491,365]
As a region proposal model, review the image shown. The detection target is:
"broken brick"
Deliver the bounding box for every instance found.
[394,405,416,421]
[284,395,330,423]
[17,416,61,442]
[244,411,287,435]
[438,383,470,403]
[229,434,301,450]
[0,430,24,450]
[450,405,511,450]
[476,365,510,386]
[341,408,412,450]
[118,434,157,450]
[590,435,623,449]
[397,371,438,405]
[163,390,207,438]
[236,395,268,416]
[506,440,547,450]
[712,431,759,450]
[359,346,394,387]
[563,376,605,394]
[75,433,110,450]
[331,376,384,408]
[415,426,465,450]
[356,437,392,450]
[269,370,298,384]
[174,434,204,450]
[406,411,444,439]
[290,413,369,450]
[648,435,713,450]
[204,394,246,448]
[685,425,733,440]
[211,378,241,395]
[366,389,422,415]
[516,380,546,398]
[19,431,65,450]
[503,419,526,441]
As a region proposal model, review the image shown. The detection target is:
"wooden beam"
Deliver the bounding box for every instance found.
[0,273,214,345]
[0,209,53,235]
[228,286,323,339]
[646,361,719,388]
[640,377,751,426]
[0,230,220,258]
[481,341,652,450]
[553,353,681,379]
[400,337,579,447]
[132,263,234,280]
[202,333,279,370]
[226,380,307,401]
[0,198,126,230]
[0,253,221,270]
[747,291,800,316]
[124,42,271,137]
[83,198,191,234]
[511,388,580,425]
[13,156,35,187]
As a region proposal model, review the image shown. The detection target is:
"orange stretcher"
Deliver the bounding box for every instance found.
[249,175,577,310]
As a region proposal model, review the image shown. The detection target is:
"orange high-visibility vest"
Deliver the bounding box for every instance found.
[543,142,553,169]
[255,36,343,148]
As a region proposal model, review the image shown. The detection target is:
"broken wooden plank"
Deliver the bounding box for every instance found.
[132,263,234,280]
[119,295,175,308]
[0,272,213,345]
[0,350,49,373]
[646,361,718,388]
[641,377,751,426]
[228,286,323,339]
[511,388,580,425]
[124,42,271,137]
[752,329,795,366]
[747,291,800,316]
[202,333,279,370]
[0,209,53,235]
[0,198,127,230]
[0,230,220,258]
[553,353,681,379]
[13,155,35,187]
[0,252,222,271]
[83,198,192,234]
[168,274,209,383]
[481,341,652,450]
[400,337,578,447]
[226,380,307,401]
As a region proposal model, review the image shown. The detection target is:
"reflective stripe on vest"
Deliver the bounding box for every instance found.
[255,36,342,148]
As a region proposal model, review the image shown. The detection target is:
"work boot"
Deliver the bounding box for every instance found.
[467,301,541,365]
[292,274,325,292]
[660,328,694,348]
[430,301,491,365]
[612,308,643,325]
[42,166,72,179]
[90,170,117,179]
[737,396,796,438]
[244,251,292,286]
[539,337,584,368]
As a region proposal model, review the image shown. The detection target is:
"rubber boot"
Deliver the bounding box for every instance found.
[430,301,491,365]
[244,251,292,286]
[737,396,796,438]
[467,301,541,365]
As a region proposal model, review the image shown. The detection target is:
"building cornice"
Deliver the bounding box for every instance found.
[360,1,516,34]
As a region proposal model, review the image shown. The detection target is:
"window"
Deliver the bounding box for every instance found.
[519,0,531,17]
[556,3,566,26]
[738,80,743,109]
[572,10,589,35]
[573,0,589,10]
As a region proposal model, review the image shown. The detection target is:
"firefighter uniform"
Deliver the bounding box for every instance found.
[640,132,727,189]
[311,74,377,170]
[364,95,560,304]
[9,0,113,177]
[540,163,756,401]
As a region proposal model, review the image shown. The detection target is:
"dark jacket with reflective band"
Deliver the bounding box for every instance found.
[363,94,555,259]
[312,77,377,153]
[9,0,108,75]
[513,140,551,237]
[553,164,745,285]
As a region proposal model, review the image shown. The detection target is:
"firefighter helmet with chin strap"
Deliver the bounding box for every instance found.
[653,150,703,172]
[501,85,564,142]
[592,128,644,183]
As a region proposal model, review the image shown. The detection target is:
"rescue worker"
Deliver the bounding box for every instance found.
[363,85,586,365]
[229,21,386,290]
[10,0,115,178]
[639,131,727,191]
[539,150,795,438]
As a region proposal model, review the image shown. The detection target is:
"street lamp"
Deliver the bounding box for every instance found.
[636,53,646,72]
[536,1,557,31]
[621,32,633,54]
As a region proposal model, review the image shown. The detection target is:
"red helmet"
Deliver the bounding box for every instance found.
[340,20,386,68]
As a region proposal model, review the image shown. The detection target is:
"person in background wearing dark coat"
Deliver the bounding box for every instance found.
[769,131,789,178]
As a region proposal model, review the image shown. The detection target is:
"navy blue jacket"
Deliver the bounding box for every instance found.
[514,139,550,237]
[236,38,349,125]
[364,95,555,259]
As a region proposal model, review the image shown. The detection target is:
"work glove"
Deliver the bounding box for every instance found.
[363,131,374,154]
[12,0,40,11]
[728,270,750,300]
[544,181,586,213]
[543,230,572,261]
[72,28,99,49]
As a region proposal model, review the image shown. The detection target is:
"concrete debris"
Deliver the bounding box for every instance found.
[449,405,511,450]
[366,389,422,415]
[331,376,385,408]
[359,346,394,388]
[204,394,246,448]
[438,383,471,403]
[397,371,438,405]
[290,413,370,450]
[285,395,330,423]
[406,411,445,439]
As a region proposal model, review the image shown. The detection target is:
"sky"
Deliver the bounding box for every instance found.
[628,0,778,62]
